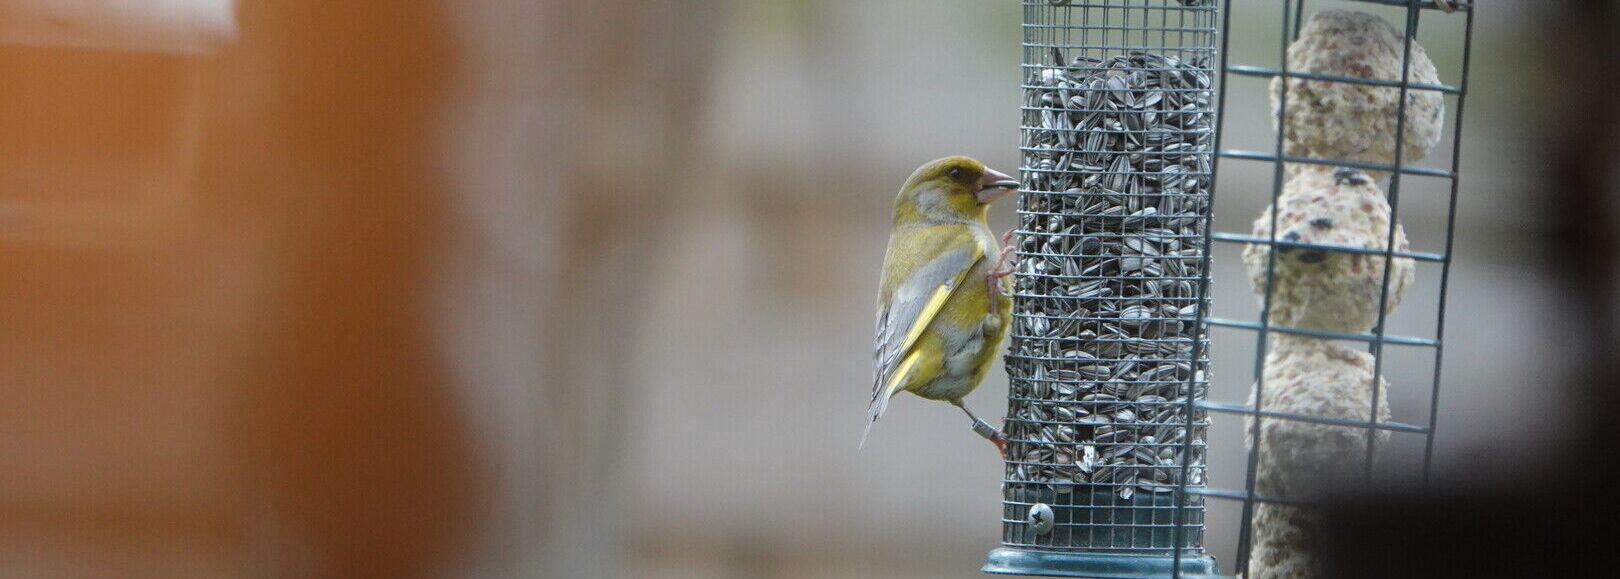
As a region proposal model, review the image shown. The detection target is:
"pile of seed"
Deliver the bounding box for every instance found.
[1005,50,1214,500]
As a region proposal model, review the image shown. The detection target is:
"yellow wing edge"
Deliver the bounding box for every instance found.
[887,244,982,394]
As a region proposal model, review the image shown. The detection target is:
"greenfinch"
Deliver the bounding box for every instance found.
[862,156,1018,455]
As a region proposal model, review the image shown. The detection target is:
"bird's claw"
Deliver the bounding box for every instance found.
[990,246,1015,278]
[986,242,1016,316]
[991,229,1017,278]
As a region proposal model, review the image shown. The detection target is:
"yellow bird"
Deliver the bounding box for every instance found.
[862,156,1018,455]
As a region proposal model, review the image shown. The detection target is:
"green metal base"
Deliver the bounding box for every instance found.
[983,549,1221,578]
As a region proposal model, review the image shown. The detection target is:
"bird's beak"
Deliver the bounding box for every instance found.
[977,167,1020,204]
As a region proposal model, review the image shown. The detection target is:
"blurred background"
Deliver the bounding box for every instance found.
[0,1,1580,577]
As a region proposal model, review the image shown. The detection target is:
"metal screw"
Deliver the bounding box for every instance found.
[1027,503,1056,535]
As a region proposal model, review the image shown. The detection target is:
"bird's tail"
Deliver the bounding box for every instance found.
[859,390,891,449]
[862,351,919,449]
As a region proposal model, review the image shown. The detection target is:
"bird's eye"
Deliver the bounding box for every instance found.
[949,167,965,181]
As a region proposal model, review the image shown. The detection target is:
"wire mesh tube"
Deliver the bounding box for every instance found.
[985,1,1220,576]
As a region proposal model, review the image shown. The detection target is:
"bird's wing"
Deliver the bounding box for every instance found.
[863,243,982,446]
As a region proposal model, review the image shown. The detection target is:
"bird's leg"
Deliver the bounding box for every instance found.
[978,235,1017,316]
[953,399,1007,458]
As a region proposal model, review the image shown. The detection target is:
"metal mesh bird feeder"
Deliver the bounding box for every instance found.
[987,0,1475,577]
[988,1,1220,576]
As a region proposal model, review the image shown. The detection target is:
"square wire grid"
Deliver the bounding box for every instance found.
[1002,0,1219,557]
[1197,1,1474,577]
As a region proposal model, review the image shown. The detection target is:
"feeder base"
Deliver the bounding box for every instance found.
[982,548,1222,578]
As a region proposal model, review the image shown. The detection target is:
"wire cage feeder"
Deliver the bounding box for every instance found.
[986,0,1474,577]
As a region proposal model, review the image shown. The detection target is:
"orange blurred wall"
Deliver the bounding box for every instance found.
[2,0,724,576]
[1,1,479,576]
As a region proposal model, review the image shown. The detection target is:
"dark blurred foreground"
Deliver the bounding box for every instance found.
[1320,2,1619,578]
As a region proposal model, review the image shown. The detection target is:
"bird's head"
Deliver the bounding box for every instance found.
[893,156,1019,224]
